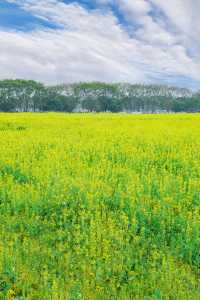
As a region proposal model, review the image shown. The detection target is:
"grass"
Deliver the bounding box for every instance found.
[0,113,199,299]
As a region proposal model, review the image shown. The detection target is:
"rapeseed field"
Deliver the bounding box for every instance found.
[0,113,199,300]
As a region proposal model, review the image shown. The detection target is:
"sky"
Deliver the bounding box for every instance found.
[0,0,200,89]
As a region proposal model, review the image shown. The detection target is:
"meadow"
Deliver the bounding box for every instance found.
[0,113,199,300]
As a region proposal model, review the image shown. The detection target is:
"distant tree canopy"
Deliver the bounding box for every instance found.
[0,79,199,113]
[0,80,77,112]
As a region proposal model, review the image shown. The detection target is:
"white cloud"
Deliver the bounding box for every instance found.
[1,0,200,87]
[117,0,151,19]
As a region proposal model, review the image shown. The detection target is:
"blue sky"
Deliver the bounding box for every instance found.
[0,0,200,89]
[0,1,59,29]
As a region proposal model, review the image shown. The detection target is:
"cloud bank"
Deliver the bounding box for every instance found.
[0,0,200,88]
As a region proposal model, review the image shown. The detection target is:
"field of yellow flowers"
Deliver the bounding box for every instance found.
[0,113,199,300]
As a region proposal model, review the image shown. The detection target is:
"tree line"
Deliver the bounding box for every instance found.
[0,79,200,113]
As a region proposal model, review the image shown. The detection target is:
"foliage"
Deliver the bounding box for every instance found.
[0,80,200,112]
[0,113,200,299]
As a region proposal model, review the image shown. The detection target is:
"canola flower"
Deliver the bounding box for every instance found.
[0,113,199,299]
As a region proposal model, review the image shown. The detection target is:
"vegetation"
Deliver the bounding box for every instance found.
[0,80,200,112]
[0,113,199,299]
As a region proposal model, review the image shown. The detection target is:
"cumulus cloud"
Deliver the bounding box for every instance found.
[1,0,200,88]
